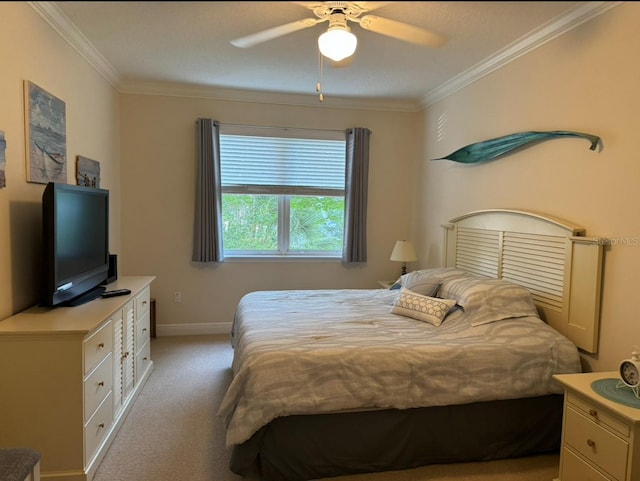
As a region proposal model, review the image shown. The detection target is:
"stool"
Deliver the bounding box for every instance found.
[0,448,41,481]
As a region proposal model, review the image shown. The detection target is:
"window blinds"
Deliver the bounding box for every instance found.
[220,133,346,196]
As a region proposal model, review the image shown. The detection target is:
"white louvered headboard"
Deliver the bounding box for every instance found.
[442,209,604,353]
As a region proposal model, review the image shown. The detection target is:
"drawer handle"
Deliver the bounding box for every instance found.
[143,357,148,361]
[587,439,596,448]
[143,300,147,306]
[98,342,105,349]
[98,423,105,429]
[143,328,147,332]
[589,408,598,417]
[98,381,104,387]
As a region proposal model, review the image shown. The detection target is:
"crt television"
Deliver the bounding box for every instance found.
[41,182,110,307]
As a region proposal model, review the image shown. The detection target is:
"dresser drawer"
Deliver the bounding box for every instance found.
[136,311,150,348]
[83,320,112,375]
[567,392,630,438]
[564,406,628,481]
[561,446,612,481]
[84,392,113,465]
[136,338,151,381]
[84,352,113,422]
[136,287,150,319]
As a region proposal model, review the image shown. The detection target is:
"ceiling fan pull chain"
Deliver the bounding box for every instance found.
[317,49,324,102]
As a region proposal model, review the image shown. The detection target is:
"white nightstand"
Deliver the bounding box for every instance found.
[553,371,640,481]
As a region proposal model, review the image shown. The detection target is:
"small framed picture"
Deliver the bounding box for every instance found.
[76,155,101,188]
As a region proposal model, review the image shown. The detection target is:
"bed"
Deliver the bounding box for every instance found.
[218,209,605,481]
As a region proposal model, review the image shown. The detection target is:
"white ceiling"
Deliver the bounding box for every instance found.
[47,1,612,109]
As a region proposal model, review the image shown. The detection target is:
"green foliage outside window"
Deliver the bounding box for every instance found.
[290,196,344,251]
[222,194,277,250]
[222,194,344,253]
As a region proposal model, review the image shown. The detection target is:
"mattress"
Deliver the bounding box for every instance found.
[217,288,581,447]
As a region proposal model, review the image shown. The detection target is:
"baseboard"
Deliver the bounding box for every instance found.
[156,322,232,336]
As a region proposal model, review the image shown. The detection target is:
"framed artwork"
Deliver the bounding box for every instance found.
[24,81,67,184]
[76,155,100,187]
[0,130,6,188]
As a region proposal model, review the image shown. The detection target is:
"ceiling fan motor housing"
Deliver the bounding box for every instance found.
[312,2,367,22]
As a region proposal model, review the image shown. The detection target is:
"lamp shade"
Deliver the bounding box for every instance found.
[318,27,357,61]
[390,240,417,262]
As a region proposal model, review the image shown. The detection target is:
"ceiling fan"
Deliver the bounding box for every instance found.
[230,2,446,62]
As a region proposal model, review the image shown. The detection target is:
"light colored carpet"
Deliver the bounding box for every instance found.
[92,335,560,481]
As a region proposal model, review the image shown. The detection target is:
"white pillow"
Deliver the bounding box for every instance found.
[398,270,441,296]
[397,267,475,296]
[438,275,539,326]
[390,288,457,326]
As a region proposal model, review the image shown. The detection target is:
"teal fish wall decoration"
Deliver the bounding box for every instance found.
[434,130,600,164]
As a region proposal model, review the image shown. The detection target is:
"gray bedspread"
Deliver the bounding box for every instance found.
[217,289,581,447]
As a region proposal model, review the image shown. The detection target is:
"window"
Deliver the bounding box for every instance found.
[219,126,346,257]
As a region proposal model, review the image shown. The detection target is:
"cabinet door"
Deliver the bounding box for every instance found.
[112,306,124,416]
[123,300,135,393]
[113,300,136,417]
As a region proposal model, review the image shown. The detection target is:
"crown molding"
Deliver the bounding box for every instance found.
[30,1,121,86]
[420,1,622,108]
[31,1,620,112]
[117,79,423,112]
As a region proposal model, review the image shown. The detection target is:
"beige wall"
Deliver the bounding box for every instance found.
[2,2,635,374]
[119,94,420,333]
[0,3,120,319]
[418,2,639,372]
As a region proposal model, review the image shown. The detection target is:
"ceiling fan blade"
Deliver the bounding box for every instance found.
[352,2,394,13]
[358,15,446,48]
[231,18,321,48]
[291,2,326,8]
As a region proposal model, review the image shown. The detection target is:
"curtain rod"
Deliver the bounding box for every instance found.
[218,122,345,134]
[196,119,368,136]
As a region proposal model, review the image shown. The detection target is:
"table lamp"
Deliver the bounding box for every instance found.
[390,240,417,276]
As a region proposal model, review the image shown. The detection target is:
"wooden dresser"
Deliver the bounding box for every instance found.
[554,371,640,481]
[0,276,155,481]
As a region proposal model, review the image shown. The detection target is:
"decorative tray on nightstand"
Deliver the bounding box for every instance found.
[592,378,640,408]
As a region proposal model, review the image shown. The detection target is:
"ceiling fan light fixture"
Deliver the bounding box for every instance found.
[318,26,357,62]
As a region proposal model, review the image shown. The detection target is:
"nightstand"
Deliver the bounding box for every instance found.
[377,280,395,289]
[553,371,640,481]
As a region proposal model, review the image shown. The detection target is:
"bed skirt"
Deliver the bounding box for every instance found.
[230,394,564,481]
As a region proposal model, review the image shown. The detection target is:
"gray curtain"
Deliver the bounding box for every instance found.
[343,127,371,263]
[192,118,224,262]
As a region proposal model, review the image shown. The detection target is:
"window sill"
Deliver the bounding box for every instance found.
[223,255,342,262]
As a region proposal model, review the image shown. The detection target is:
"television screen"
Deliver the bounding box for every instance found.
[42,182,110,307]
